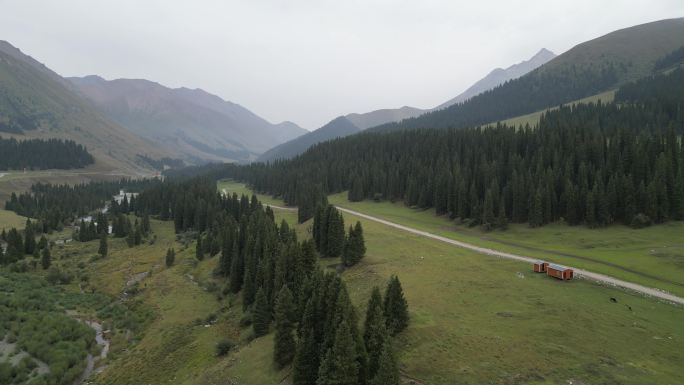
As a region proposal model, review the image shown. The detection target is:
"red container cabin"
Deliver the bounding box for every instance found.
[533,261,549,273]
[547,264,574,280]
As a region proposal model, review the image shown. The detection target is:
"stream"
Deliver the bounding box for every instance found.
[71,319,110,385]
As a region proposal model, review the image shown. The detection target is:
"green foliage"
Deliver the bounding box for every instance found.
[383,276,409,335]
[215,339,235,357]
[364,287,388,378]
[273,285,296,368]
[98,233,108,257]
[369,341,400,385]
[165,248,175,267]
[40,246,51,270]
[654,45,684,71]
[0,273,103,385]
[292,327,319,385]
[343,221,366,267]
[316,321,359,385]
[0,137,93,170]
[195,236,204,261]
[313,205,346,258]
[252,288,270,337]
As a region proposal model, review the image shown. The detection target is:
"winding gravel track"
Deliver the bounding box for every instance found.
[233,190,684,306]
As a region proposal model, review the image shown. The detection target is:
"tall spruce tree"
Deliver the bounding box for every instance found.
[165,248,175,267]
[292,327,319,385]
[383,276,409,335]
[326,208,345,258]
[195,236,204,261]
[253,288,271,337]
[98,233,108,257]
[41,246,51,270]
[316,320,359,385]
[364,287,388,379]
[343,221,366,267]
[369,341,400,385]
[273,285,296,367]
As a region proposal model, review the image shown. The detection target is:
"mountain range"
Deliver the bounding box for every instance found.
[371,17,684,134]
[257,48,557,162]
[0,40,306,172]
[68,76,306,163]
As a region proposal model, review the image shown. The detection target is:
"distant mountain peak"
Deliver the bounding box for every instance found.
[435,48,557,110]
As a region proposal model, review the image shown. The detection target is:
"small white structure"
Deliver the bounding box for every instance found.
[113,189,138,204]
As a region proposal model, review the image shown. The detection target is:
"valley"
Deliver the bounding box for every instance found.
[218,180,684,384]
[1,10,684,385]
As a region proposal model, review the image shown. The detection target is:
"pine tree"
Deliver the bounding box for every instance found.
[348,175,364,202]
[529,189,543,228]
[586,189,597,227]
[41,246,51,270]
[326,208,345,258]
[343,221,366,267]
[292,327,319,385]
[481,189,495,230]
[273,285,296,367]
[496,197,508,229]
[253,288,271,337]
[316,320,359,385]
[383,276,409,335]
[195,236,204,261]
[165,248,175,267]
[229,241,243,293]
[673,171,684,220]
[126,227,135,247]
[98,233,108,257]
[24,219,36,255]
[369,341,400,385]
[364,287,387,378]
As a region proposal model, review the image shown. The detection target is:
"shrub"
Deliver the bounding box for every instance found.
[630,213,652,229]
[215,339,235,356]
[239,312,252,327]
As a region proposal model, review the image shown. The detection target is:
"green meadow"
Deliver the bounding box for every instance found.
[219,180,684,385]
[326,193,684,299]
[1,180,682,384]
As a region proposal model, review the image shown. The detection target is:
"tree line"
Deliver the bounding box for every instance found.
[653,45,684,71]
[0,137,94,170]
[4,178,159,232]
[208,68,684,230]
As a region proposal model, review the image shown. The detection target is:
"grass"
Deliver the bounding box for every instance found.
[64,218,286,385]
[0,209,27,231]
[225,181,684,384]
[217,179,289,208]
[494,90,616,128]
[327,193,684,298]
[0,163,132,203]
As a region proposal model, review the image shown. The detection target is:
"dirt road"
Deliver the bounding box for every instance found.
[334,206,684,306]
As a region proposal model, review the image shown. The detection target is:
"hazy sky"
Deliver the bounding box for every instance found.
[1,1,683,129]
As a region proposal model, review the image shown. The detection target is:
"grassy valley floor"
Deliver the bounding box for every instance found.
[2,181,682,384]
[220,180,684,384]
[326,193,684,299]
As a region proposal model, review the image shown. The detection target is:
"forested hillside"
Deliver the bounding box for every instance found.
[0,41,169,172]
[371,18,684,133]
[0,137,94,170]
[217,68,684,229]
